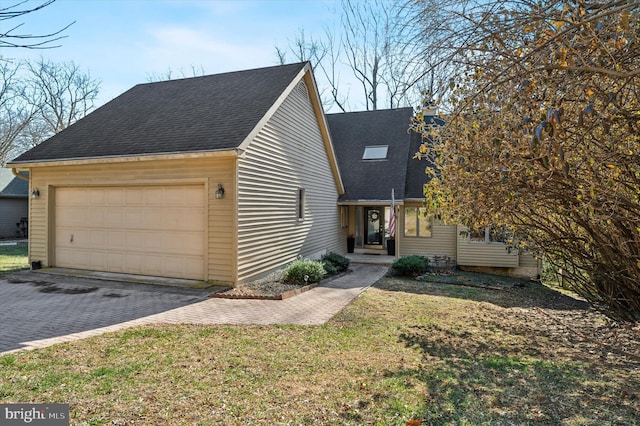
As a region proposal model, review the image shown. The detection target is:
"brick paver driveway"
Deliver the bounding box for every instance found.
[0,264,387,354]
[0,273,209,354]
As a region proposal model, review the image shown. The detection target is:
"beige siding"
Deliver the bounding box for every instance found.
[237,82,342,283]
[456,225,519,267]
[398,204,457,262]
[519,252,539,268]
[27,157,235,284]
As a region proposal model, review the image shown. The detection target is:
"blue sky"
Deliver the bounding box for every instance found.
[5,0,340,108]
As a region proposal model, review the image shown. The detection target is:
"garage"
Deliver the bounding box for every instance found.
[54,185,206,280]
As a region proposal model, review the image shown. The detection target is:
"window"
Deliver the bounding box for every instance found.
[362,145,388,160]
[297,188,305,221]
[404,207,432,237]
[469,226,511,243]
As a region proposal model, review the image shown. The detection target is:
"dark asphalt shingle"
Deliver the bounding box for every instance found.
[327,108,411,202]
[10,62,308,163]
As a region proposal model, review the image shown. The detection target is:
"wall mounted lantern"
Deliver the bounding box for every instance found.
[31,188,40,199]
[215,184,225,199]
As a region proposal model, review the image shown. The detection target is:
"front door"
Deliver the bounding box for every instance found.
[364,207,384,248]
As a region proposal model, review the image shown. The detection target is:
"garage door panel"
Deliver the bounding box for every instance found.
[125,209,144,228]
[165,256,187,277]
[183,187,204,205]
[144,187,165,205]
[144,255,165,276]
[89,230,106,247]
[87,208,106,227]
[144,232,167,253]
[56,208,75,227]
[88,251,107,270]
[88,189,105,204]
[144,210,164,228]
[125,231,146,250]
[105,208,125,227]
[124,254,143,274]
[55,185,205,280]
[105,188,125,204]
[106,253,125,271]
[179,232,205,255]
[126,188,144,205]
[180,209,205,230]
[107,231,126,249]
[72,209,88,227]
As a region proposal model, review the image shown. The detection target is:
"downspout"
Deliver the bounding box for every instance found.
[11,168,29,181]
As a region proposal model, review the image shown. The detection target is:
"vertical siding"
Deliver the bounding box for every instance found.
[398,204,457,261]
[0,198,28,238]
[237,82,342,282]
[456,225,519,267]
[27,157,236,284]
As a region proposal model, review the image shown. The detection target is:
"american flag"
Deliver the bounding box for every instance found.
[389,188,396,238]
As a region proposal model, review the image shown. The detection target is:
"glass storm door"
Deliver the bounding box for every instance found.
[364,207,384,247]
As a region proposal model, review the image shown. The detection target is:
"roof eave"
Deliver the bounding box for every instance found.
[7,148,241,168]
[337,199,406,206]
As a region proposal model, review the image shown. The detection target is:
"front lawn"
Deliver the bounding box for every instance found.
[0,272,638,425]
[0,244,28,276]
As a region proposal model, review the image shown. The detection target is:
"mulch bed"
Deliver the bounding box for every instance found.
[209,270,351,300]
[209,282,318,300]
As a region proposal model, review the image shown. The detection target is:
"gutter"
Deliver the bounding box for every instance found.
[11,168,29,181]
[7,148,241,168]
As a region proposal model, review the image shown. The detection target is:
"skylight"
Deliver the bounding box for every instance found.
[362,145,388,160]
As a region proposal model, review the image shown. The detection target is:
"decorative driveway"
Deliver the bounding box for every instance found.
[0,263,387,355]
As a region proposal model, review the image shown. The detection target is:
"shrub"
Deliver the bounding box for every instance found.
[391,255,430,277]
[321,260,338,276]
[283,259,326,284]
[321,251,350,273]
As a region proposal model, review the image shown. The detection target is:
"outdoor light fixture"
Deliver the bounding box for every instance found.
[215,184,225,199]
[31,188,40,199]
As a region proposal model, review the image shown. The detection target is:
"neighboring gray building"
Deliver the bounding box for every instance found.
[0,168,28,239]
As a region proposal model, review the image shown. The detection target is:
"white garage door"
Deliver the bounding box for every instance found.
[55,185,205,280]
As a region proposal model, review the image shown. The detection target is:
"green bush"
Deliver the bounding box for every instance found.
[391,255,430,277]
[321,251,350,273]
[321,260,338,276]
[283,259,326,284]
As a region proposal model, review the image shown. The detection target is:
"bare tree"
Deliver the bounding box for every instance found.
[274,0,452,112]
[146,65,206,83]
[0,60,36,165]
[0,0,74,50]
[1,58,100,164]
[25,58,100,134]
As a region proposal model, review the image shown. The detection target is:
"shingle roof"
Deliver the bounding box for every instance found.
[0,168,28,197]
[327,108,413,202]
[10,62,308,163]
[328,108,440,202]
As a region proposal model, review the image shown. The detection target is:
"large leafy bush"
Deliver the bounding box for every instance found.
[321,252,350,274]
[391,255,430,277]
[283,259,326,284]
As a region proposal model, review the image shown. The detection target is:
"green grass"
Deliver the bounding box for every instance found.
[0,272,638,425]
[0,244,28,276]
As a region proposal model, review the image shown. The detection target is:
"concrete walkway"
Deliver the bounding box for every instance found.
[0,263,387,355]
